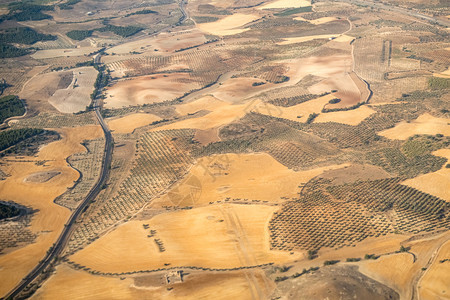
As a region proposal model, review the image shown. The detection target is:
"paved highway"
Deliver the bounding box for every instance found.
[4,55,113,300]
[3,0,192,296]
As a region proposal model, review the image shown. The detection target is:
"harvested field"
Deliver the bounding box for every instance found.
[155,152,349,207]
[253,94,335,123]
[19,69,74,112]
[0,125,102,297]
[284,55,352,86]
[259,0,311,9]
[31,48,99,60]
[309,17,340,25]
[174,95,227,115]
[154,98,254,131]
[359,232,450,299]
[48,67,98,113]
[212,77,275,103]
[33,264,271,300]
[32,265,139,300]
[196,14,260,36]
[277,35,339,45]
[104,73,201,109]
[359,253,415,297]
[107,113,162,134]
[194,128,220,145]
[106,30,207,55]
[272,265,399,300]
[419,240,450,300]
[70,204,296,273]
[309,72,366,108]
[402,149,450,202]
[379,113,450,140]
[315,105,376,125]
[433,67,450,78]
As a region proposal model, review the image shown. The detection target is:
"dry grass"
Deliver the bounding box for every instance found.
[48,67,98,113]
[155,152,349,206]
[402,149,450,202]
[33,264,272,300]
[358,232,450,299]
[104,73,201,109]
[19,69,73,112]
[108,113,162,134]
[259,0,311,9]
[31,48,100,59]
[212,78,276,103]
[277,35,338,45]
[252,93,334,123]
[379,113,450,140]
[32,265,138,300]
[154,97,255,131]
[284,55,352,86]
[196,14,260,36]
[0,125,103,297]
[106,30,207,55]
[433,67,450,78]
[359,253,414,297]
[70,203,296,273]
[419,240,450,300]
[174,95,226,115]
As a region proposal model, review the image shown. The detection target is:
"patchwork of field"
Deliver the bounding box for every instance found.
[154,152,349,207]
[0,125,102,296]
[49,67,98,113]
[106,30,208,55]
[107,113,162,134]
[402,149,450,202]
[70,204,295,273]
[32,265,272,300]
[380,114,450,140]
[419,239,450,299]
[31,48,100,60]
[104,73,201,108]
[259,0,311,9]
[1,0,449,298]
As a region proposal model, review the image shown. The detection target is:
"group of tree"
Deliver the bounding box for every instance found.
[0,20,56,58]
[0,203,21,220]
[59,0,81,10]
[124,9,157,17]
[97,24,143,38]
[0,27,56,45]
[428,77,450,90]
[0,128,44,152]
[0,95,25,124]
[1,2,54,22]
[90,65,110,101]
[0,43,29,58]
[66,30,94,41]
[66,24,144,41]
[0,79,10,96]
[0,2,57,57]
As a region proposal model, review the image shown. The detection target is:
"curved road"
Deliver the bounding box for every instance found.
[4,1,190,297]
[4,56,113,300]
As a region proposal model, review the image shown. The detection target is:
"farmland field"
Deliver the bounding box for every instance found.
[0,0,449,299]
